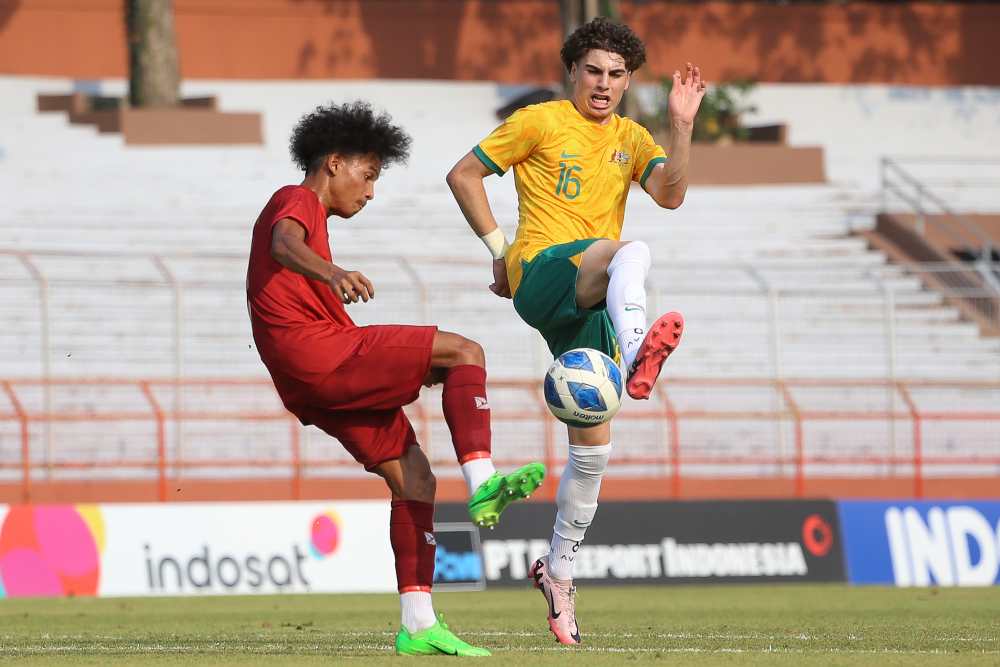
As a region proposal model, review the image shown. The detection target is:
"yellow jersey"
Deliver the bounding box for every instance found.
[474,100,667,293]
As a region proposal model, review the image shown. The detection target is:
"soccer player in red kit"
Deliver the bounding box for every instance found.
[247,101,544,656]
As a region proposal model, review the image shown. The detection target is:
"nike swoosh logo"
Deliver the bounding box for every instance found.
[468,486,502,509]
[571,519,590,527]
[560,151,580,159]
[428,640,458,655]
[532,560,561,619]
[624,306,642,312]
[543,583,561,619]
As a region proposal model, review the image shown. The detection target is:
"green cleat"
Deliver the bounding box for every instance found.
[467,462,545,529]
[395,614,491,657]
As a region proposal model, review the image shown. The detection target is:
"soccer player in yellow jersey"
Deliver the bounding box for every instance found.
[447,18,705,644]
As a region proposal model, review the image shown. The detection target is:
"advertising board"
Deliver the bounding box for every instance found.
[0,502,397,597]
[435,500,845,586]
[839,501,1000,586]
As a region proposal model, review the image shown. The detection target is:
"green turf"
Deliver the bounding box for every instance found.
[0,585,998,664]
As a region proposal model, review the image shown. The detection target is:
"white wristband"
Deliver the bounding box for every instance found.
[479,227,510,260]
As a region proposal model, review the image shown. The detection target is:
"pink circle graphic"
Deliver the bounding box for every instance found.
[310,512,340,558]
[34,506,99,577]
[0,548,63,597]
[0,505,102,598]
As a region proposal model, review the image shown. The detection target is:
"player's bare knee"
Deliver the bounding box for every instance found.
[432,331,483,368]
[458,337,485,367]
[425,469,437,500]
[568,421,612,446]
[395,447,436,502]
[411,468,436,502]
[378,470,406,498]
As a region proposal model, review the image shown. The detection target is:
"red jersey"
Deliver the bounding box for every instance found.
[247,185,364,409]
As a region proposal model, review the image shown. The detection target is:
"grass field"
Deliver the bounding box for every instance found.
[0,584,998,665]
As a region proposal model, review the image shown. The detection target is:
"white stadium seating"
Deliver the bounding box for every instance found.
[1,76,997,483]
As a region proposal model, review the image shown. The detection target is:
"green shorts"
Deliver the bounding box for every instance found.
[512,239,620,363]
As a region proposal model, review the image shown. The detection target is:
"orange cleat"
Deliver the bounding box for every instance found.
[625,311,684,400]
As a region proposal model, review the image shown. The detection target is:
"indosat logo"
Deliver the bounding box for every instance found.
[0,505,104,598]
[144,509,343,593]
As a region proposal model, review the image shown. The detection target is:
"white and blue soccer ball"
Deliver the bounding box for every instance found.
[543,348,624,428]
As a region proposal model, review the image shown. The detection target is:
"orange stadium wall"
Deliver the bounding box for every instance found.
[0,0,997,85]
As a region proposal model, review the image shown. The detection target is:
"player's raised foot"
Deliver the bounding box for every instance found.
[626,311,684,400]
[468,462,545,529]
[529,557,580,645]
[395,614,491,657]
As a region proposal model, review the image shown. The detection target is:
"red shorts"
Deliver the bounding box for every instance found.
[291,324,436,470]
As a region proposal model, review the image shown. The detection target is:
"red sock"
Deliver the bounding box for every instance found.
[442,364,492,464]
[390,500,436,593]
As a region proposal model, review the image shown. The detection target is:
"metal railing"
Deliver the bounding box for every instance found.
[0,377,997,503]
[880,156,1000,295]
[2,249,999,500]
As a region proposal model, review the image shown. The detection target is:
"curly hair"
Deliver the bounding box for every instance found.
[289,101,412,173]
[560,17,646,73]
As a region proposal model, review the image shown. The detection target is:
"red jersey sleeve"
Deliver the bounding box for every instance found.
[269,187,320,240]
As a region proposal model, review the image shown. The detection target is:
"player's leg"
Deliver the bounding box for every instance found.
[550,423,610,581]
[531,422,610,646]
[577,239,684,400]
[574,238,627,309]
[300,408,439,636]
[312,324,501,499]
[371,445,491,657]
[301,406,489,657]
[522,300,617,645]
[430,330,545,527]
[509,240,641,642]
[429,330,493,485]
[372,446,438,634]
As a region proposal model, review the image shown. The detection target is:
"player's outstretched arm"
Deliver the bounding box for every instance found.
[270,218,374,303]
[446,152,512,299]
[643,62,707,210]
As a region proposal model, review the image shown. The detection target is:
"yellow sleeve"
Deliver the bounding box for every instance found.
[474,107,547,177]
[631,123,668,188]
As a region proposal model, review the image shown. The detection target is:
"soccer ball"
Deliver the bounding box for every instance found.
[543,348,624,428]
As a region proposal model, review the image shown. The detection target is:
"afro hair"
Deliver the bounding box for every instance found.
[289,101,411,173]
[560,17,646,73]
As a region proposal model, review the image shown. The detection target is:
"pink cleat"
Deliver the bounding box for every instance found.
[626,311,684,400]
[530,557,580,645]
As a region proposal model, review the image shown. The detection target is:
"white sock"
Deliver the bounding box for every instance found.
[461,457,497,495]
[607,241,651,369]
[400,591,436,633]
[549,443,612,580]
[548,533,581,581]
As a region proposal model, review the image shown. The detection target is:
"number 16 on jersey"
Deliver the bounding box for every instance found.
[556,162,583,200]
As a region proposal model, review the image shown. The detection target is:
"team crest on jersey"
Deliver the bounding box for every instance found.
[609,150,631,165]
